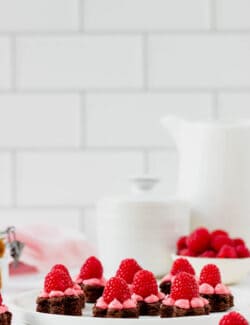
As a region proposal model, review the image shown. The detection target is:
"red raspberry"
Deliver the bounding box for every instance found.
[103,277,130,304]
[170,258,195,276]
[219,311,249,325]
[132,270,158,298]
[211,235,233,252]
[210,229,229,241]
[233,238,246,247]
[44,269,73,293]
[217,245,237,258]
[186,227,210,255]
[178,248,195,257]
[80,256,103,280]
[51,264,71,277]
[236,245,250,258]
[170,272,199,300]
[176,236,187,253]
[115,258,142,284]
[199,264,221,287]
[200,250,216,258]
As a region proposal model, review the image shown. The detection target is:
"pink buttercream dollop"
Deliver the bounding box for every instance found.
[161,273,173,283]
[108,299,123,310]
[162,297,175,306]
[82,277,106,287]
[175,299,190,309]
[191,297,205,308]
[144,294,159,303]
[0,306,8,314]
[123,299,137,309]
[39,291,49,298]
[65,288,78,296]
[199,283,215,294]
[96,297,108,309]
[49,290,64,298]
[202,297,209,305]
[131,293,143,302]
[158,292,165,300]
[215,283,230,295]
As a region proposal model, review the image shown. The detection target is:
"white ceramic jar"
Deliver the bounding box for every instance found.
[96,177,190,277]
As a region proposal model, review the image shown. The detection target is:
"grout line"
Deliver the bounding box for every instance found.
[10,150,17,208]
[79,92,87,147]
[78,0,84,31]
[212,91,219,120]
[142,149,150,174]
[210,0,218,31]
[10,36,17,91]
[142,33,149,91]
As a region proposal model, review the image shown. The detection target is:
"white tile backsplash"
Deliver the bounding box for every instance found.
[0,0,248,233]
[0,94,80,148]
[86,93,213,147]
[149,35,250,89]
[0,0,79,31]
[16,36,143,90]
[84,0,211,31]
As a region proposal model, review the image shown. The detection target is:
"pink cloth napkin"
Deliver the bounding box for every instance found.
[13,224,96,274]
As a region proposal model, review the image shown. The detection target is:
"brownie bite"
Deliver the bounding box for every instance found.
[76,256,106,303]
[0,294,12,325]
[160,272,211,318]
[36,264,84,316]
[199,264,234,312]
[93,277,139,318]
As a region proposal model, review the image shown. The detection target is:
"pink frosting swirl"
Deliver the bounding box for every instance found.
[123,299,137,309]
[175,299,190,309]
[64,288,78,296]
[49,291,64,298]
[39,291,49,298]
[191,297,205,308]
[158,292,165,300]
[162,297,175,306]
[144,294,160,303]
[161,274,173,283]
[199,283,215,294]
[96,297,108,309]
[131,293,143,302]
[83,277,106,286]
[215,283,230,295]
[0,306,8,314]
[108,299,123,310]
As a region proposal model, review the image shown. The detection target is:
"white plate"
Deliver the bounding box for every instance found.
[9,290,249,325]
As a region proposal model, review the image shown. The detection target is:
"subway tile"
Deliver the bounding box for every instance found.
[0,94,80,148]
[218,93,250,119]
[0,208,81,229]
[217,0,250,30]
[84,0,210,31]
[0,0,79,31]
[86,93,213,147]
[148,150,178,195]
[149,35,250,88]
[0,37,11,89]
[17,152,144,207]
[0,153,12,207]
[17,36,143,90]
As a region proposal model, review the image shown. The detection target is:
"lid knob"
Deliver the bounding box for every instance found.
[130,176,159,194]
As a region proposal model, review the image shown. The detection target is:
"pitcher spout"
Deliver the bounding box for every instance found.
[161,116,183,145]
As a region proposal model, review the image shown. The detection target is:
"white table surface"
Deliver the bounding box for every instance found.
[5,272,250,324]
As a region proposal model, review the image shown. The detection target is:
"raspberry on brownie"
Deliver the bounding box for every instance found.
[36,264,84,316]
[75,256,106,303]
[160,272,210,318]
[115,258,142,286]
[0,294,12,325]
[219,311,249,325]
[159,258,195,295]
[93,277,139,318]
[132,270,164,316]
[199,264,234,312]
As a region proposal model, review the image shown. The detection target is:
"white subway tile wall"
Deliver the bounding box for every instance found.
[0,0,248,243]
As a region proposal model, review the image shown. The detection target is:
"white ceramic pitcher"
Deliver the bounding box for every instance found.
[162,116,250,243]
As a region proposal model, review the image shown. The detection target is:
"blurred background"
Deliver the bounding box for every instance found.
[0,0,250,247]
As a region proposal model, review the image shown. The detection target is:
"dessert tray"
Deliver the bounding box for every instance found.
[10,290,249,325]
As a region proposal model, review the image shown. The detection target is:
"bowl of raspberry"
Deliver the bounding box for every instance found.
[173,227,250,284]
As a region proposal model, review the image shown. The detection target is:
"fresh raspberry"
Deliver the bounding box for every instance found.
[80,256,103,280]
[219,311,249,325]
[170,258,195,276]
[103,277,130,304]
[176,236,187,253]
[186,227,210,255]
[211,235,233,252]
[178,248,195,257]
[51,264,71,277]
[44,269,73,293]
[170,272,199,301]
[236,245,250,258]
[217,245,237,258]
[115,258,142,284]
[132,270,158,298]
[200,250,216,258]
[199,264,221,287]
[233,238,246,247]
[210,229,229,241]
